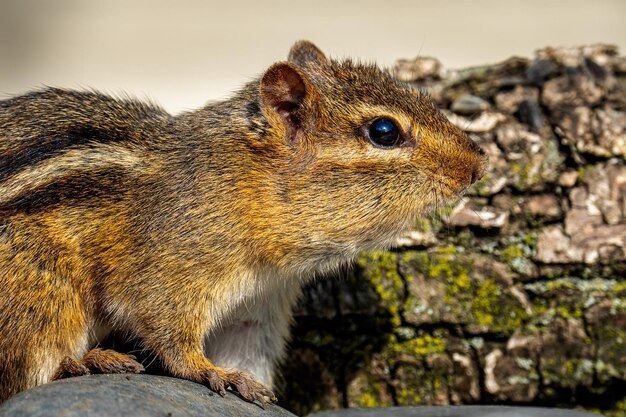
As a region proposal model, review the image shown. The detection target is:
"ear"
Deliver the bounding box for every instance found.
[260,62,312,141]
[288,40,328,67]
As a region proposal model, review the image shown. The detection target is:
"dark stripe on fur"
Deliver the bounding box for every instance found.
[0,167,129,215]
[0,128,129,183]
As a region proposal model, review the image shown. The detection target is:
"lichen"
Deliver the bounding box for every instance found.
[392,334,447,357]
[357,390,390,408]
[469,175,494,197]
[499,233,537,276]
[410,249,531,332]
[511,161,540,190]
[613,281,626,295]
[357,251,405,327]
[577,164,594,181]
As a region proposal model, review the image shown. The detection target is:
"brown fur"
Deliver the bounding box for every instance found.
[52,348,144,380]
[0,41,487,406]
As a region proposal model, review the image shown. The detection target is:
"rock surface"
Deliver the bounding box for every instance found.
[0,374,295,417]
[279,45,626,417]
[309,406,601,417]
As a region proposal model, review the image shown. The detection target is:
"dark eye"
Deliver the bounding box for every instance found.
[367,118,402,148]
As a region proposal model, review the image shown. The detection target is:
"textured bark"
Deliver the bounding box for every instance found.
[278,45,626,417]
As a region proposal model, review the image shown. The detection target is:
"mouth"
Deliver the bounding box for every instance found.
[403,173,472,219]
[426,158,480,193]
[427,174,470,198]
[431,174,472,205]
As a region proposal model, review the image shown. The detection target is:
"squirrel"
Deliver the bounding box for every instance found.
[0,41,487,406]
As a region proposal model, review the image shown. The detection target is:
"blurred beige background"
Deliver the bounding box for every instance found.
[1,0,625,114]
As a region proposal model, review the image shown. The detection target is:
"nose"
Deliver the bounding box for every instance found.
[469,148,488,185]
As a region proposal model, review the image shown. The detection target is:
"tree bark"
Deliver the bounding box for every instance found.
[279,44,626,417]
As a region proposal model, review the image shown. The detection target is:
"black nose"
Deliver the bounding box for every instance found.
[470,150,488,184]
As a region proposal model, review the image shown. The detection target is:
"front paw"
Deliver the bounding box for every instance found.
[51,356,91,380]
[205,368,277,408]
[226,369,277,407]
[83,348,145,374]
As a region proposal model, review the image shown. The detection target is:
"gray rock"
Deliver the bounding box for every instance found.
[450,94,490,115]
[542,74,606,108]
[536,44,619,69]
[558,170,579,188]
[515,99,544,131]
[308,406,600,417]
[394,230,438,248]
[533,167,626,264]
[393,57,443,82]
[525,195,562,219]
[535,225,583,263]
[526,58,560,85]
[494,86,540,114]
[468,138,508,196]
[445,198,508,229]
[444,111,506,133]
[0,374,295,417]
[495,121,563,191]
[556,105,626,158]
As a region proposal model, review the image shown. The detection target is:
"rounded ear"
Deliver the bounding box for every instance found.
[261,62,306,118]
[260,62,313,141]
[288,40,328,67]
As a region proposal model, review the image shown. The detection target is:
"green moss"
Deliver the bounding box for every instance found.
[354,251,428,355]
[350,375,395,409]
[471,279,499,325]
[556,305,584,319]
[498,233,537,277]
[562,359,595,383]
[511,161,539,190]
[526,277,626,322]
[401,250,429,267]
[393,334,447,357]
[449,229,475,248]
[541,138,565,183]
[469,174,493,197]
[577,164,593,181]
[389,305,402,327]
[396,387,423,405]
[414,249,531,332]
[425,247,466,288]
[358,391,381,408]
[358,251,404,327]
[414,217,433,233]
[525,277,615,294]
[391,361,452,406]
[524,232,537,247]
[613,281,626,295]
[501,244,524,261]
[435,206,453,218]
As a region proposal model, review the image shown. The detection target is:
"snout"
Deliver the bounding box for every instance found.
[416,130,489,194]
[469,146,488,185]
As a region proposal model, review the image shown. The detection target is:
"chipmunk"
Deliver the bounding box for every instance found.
[0,41,487,406]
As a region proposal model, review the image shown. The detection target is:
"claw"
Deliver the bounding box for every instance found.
[82,348,145,374]
[223,369,276,408]
[235,382,251,401]
[206,369,226,396]
[202,367,276,408]
[51,357,91,380]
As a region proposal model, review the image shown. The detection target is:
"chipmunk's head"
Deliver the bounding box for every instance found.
[255,41,487,267]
